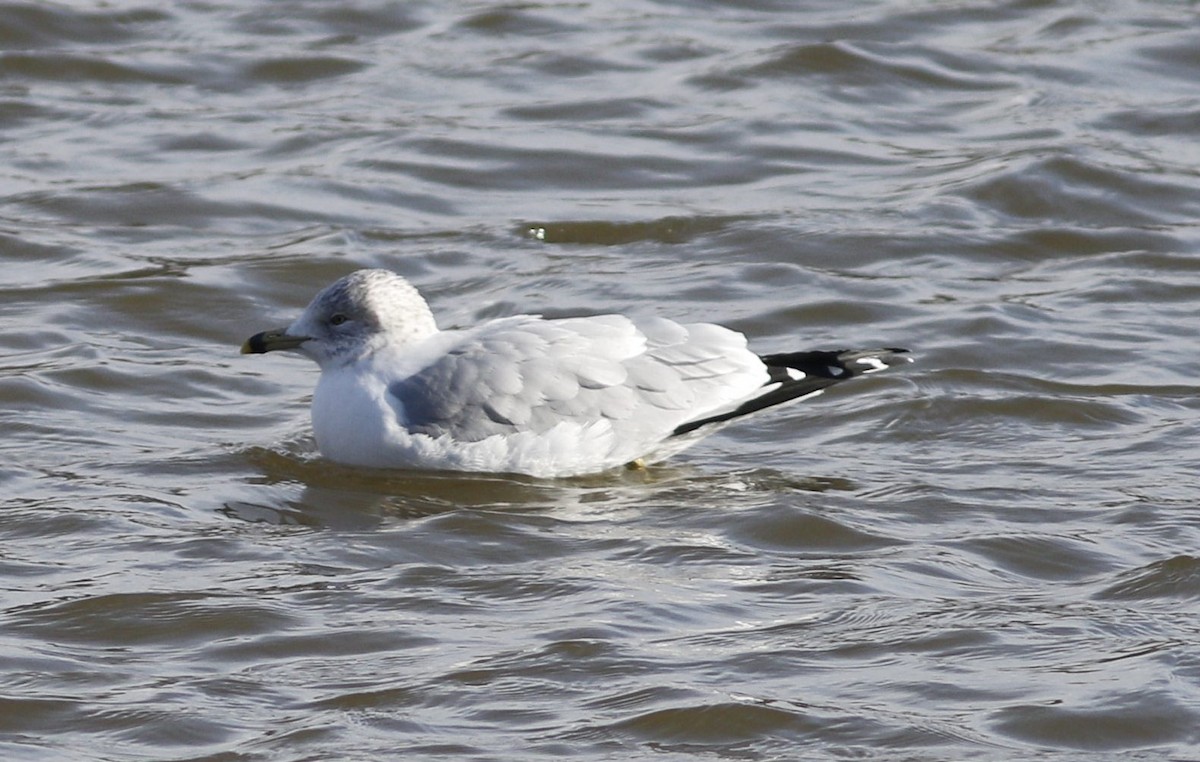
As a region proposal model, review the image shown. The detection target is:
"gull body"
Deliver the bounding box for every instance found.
[243,269,908,478]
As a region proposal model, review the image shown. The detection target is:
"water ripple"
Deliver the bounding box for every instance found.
[3,0,1200,759]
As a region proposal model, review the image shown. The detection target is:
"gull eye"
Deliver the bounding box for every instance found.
[329,313,349,326]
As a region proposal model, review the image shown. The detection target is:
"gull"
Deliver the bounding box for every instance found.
[242,269,909,478]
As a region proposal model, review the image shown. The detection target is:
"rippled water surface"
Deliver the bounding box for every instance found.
[3,1,1200,759]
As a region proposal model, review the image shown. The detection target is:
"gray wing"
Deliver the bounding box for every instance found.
[388,314,767,444]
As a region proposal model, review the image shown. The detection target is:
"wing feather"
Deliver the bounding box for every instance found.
[388,314,768,453]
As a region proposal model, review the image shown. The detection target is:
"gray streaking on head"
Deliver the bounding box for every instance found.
[242,269,910,477]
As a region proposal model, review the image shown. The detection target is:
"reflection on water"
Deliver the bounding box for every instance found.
[2,0,1200,759]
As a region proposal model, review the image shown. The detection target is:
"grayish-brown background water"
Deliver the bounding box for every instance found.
[3,1,1199,759]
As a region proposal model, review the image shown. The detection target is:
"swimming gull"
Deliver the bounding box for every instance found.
[242,269,909,477]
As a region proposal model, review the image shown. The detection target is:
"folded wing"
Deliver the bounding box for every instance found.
[388,314,769,450]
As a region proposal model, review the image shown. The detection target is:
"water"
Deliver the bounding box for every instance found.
[3,1,1200,759]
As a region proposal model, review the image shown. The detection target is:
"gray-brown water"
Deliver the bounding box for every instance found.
[3,1,1199,759]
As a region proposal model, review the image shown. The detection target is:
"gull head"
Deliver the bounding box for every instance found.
[241,269,438,368]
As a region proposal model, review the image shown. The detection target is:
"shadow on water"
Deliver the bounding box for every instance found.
[224,444,860,530]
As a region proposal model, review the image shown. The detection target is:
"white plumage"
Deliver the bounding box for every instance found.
[242,269,908,478]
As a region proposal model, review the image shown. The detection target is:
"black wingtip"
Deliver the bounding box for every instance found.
[759,347,911,382]
[670,346,911,437]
